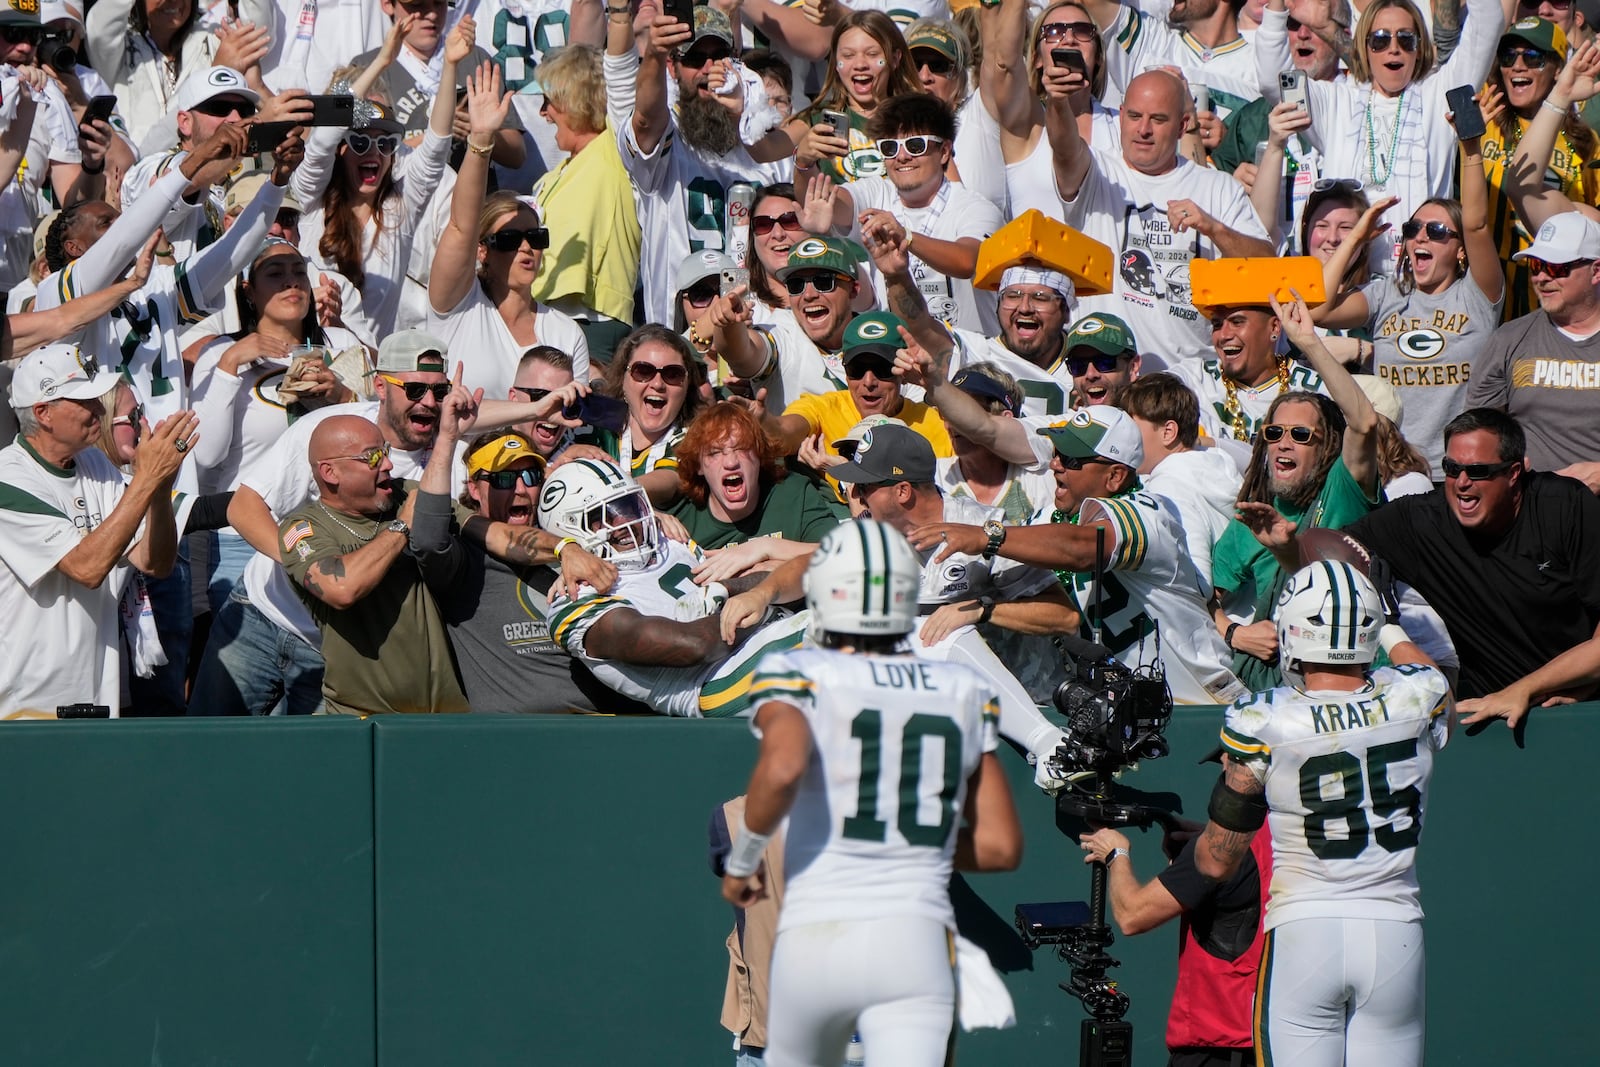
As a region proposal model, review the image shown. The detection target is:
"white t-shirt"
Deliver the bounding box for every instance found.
[1004,102,1120,221]
[935,454,1056,526]
[260,0,389,93]
[847,177,1004,335]
[954,93,1009,217]
[949,329,1074,419]
[1102,7,1259,117]
[426,281,592,399]
[120,150,227,265]
[0,442,140,718]
[1142,445,1242,593]
[0,75,81,288]
[1061,150,1269,366]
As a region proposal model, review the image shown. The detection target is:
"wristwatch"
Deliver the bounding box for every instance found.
[981,519,1007,560]
[1106,847,1129,866]
[976,595,996,625]
[385,519,410,537]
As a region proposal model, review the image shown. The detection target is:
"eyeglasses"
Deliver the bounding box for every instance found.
[683,281,719,306]
[1057,454,1114,470]
[912,50,955,76]
[1000,287,1062,306]
[111,404,144,428]
[192,96,259,119]
[475,467,543,490]
[845,357,896,380]
[628,360,689,386]
[785,271,843,296]
[482,226,550,252]
[1312,177,1364,194]
[344,131,400,156]
[1039,21,1097,44]
[751,211,800,235]
[1441,457,1516,481]
[1261,423,1319,444]
[875,135,945,159]
[331,442,392,469]
[1524,256,1594,278]
[679,44,732,68]
[1401,219,1460,243]
[510,385,553,403]
[1498,45,1551,69]
[0,24,38,43]
[378,374,450,402]
[1366,29,1419,54]
[1066,354,1124,376]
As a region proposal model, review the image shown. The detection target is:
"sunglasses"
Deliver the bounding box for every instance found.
[192,96,258,119]
[679,44,732,68]
[683,282,719,306]
[1441,457,1516,481]
[1401,219,1460,243]
[1312,177,1364,194]
[0,24,38,43]
[112,403,145,428]
[482,226,550,252]
[845,357,896,379]
[332,442,392,469]
[785,271,843,296]
[1057,454,1114,470]
[751,211,800,235]
[628,360,689,386]
[1039,21,1097,44]
[475,467,543,490]
[510,385,552,403]
[1524,256,1593,278]
[875,135,945,159]
[1261,423,1318,444]
[1367,29,1419,54]
[1498,45,1551,69]
[913,50,955,76]
[1067,354,1124,376]
[344,131,400,156]
[379,374,450,402]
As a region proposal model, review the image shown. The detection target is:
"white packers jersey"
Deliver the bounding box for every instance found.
[918,494,1056,608]
[750,649,1000,931]
[1168,357,1327,445]
[1068,491,1248,705]
[1102,7,1260,119]
[1221,664,1453,929]
[547,539,807,716]
[950,328,1074,419]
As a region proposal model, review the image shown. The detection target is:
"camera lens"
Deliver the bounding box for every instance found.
[44,41,76,72]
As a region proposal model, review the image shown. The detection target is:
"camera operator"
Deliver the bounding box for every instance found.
[1078,809,1270,1067]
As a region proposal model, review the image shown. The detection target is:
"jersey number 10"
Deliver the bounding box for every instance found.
[842,709,963,847]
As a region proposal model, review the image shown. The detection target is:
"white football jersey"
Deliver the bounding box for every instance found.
[949,328,1075,419]
[1167,357,1328,446]
[1221,663,1453,929]
[917,495,1056,608]
[547,539,807,716]
[1068,491,1248,705]
[750,648,1000,932]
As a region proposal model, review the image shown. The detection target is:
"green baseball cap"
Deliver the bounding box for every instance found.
[1501,16,1566,57]
[841,311,909,362]
[1065,313,1138,360]
[907,23,961,61]
[775,235,866,282]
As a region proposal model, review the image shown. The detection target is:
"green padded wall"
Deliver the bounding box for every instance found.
[0,718,376,1067]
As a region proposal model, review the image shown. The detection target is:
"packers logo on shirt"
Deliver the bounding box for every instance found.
[1396,329,1446,360]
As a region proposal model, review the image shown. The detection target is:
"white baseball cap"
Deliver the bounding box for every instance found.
[1513,211,1600,265]
[10,342,116,407]
[175,66,260,115]
[1035,406,1145,469]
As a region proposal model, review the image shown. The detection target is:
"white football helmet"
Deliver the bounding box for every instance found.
[536,457,659,571]
[1274,560,1384,688]
[803,519,921,644]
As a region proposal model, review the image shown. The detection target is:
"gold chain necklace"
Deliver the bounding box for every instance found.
[1222,358,1291,441]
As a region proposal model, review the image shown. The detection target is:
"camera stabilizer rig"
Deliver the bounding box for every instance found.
[1014,528,1175,1067]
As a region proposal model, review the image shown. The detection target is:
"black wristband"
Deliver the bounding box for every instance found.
[81,161,104,175]
[976,596,995,625]
[1224,622,1240,650]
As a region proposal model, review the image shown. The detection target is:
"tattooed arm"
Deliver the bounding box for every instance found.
[297,522,412,610]
[462,516,560,566]
[1194,756,1267,882]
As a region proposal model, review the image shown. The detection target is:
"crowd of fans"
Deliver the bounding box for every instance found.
[3,0,1599,735]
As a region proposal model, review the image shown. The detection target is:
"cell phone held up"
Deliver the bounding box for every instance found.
[245,121,296,155]
[82,94,117,127]
[663,0,694,30]
[818,109,850,137]
[1050,48,1088,77]
[1445,84,1487,141]
[1278,69,1309,114]
[720,267,750,297]
[564,392,630,434]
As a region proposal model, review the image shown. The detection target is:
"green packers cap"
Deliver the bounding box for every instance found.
[689,4,734,48]
[907,22,961,61]
[841,311,909,362]
[1035,407,1145,468]
[1501,16,1566,57]
[775,235,865,282]
[0,0,41,27]
[375,329,449,374]
[1065,313,1138,359]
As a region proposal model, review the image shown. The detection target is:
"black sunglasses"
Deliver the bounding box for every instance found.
[679,44,732,67]
[1058,454,1114,470]
[1367,29,1419,54]
[1039,21,1097,43]
[510,385,552,403]
[475,467,543,490]
[628,360,689,386]
[1261,423,1318,444]
[785,272,842,296]
[683,281,719,305]
[913,50,955,76]
[752,211,800,235]
[1498,45,1550,69]
[1066,354,1123,376]
[845,357,896,379]
[483,227,550,252]
[1401,219,1460,242]
[192,96,259,119]
[1441,457,1516,481]
[379,374,450,402]
[0,24,39,43]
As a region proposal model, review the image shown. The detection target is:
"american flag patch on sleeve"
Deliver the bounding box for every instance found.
[283,520,314,550]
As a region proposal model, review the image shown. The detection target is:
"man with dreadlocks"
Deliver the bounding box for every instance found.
[1209,293,1382,691]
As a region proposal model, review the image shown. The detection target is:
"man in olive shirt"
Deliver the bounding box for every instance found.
[278,414,467,715]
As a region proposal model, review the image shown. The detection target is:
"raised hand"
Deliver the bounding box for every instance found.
[134,411,202,488]
[446,14,477,63]
[466,60,512,140]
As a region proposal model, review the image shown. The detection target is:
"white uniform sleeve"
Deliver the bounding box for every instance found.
[41,167,190,308]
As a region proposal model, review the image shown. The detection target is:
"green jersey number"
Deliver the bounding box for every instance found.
[1019,379,1066,415]
[841,709,963,847]
[1299,738,1423,859]
[686,177,728,254]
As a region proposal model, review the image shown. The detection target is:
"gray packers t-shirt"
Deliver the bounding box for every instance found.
[1466,310,1600,474]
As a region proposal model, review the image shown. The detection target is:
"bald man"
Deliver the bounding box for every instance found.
[276,414,468,715]
[1042,68,1272,365]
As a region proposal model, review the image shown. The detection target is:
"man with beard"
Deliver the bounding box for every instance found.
[606,3,781,325]
[1064,312,1142,407]
[944,265,1079,418]
[1048,69,1273,365]
[1079,0,1263,118]
[192,331,588,716]
[277,415,468,715]
[1208,294,1380,691]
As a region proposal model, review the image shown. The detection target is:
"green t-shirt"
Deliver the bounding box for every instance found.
[1210,456,1381,690]
[667,469,840,550]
